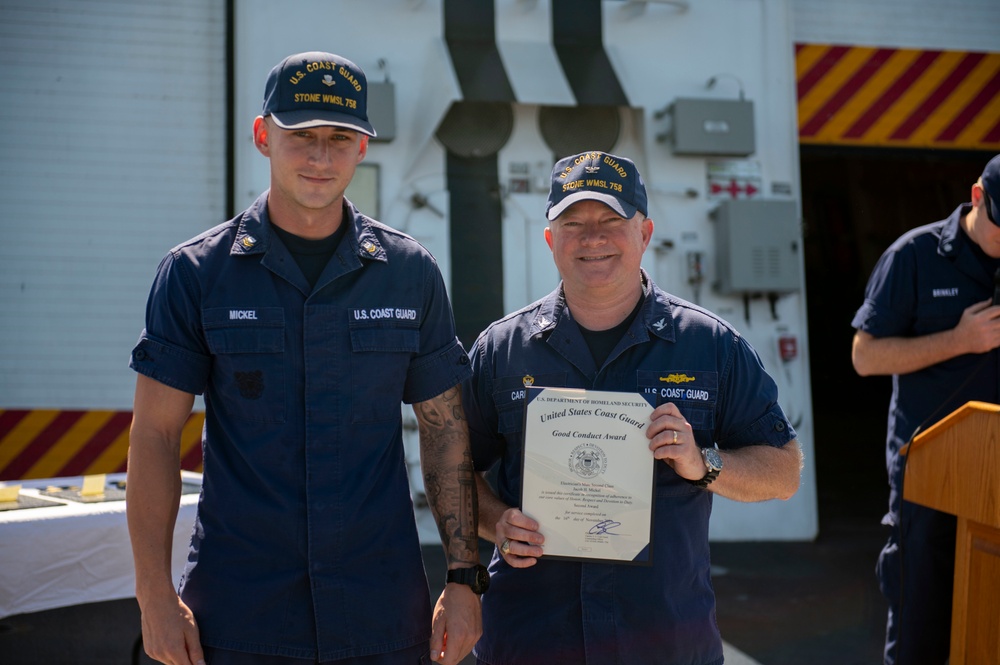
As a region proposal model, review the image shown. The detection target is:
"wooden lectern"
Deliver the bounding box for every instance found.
[903,401,1000,665]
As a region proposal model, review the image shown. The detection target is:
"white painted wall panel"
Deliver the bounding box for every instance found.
[0,0,227,409]
[792,0,1000,50]
[601,0,817,541]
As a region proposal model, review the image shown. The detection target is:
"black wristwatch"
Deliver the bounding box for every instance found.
[446,564,490,594]
[687,447,723,488]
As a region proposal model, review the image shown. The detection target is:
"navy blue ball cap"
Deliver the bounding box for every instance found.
[982,153,1000,226]
[546,151,647,221]
[262,51,376,137]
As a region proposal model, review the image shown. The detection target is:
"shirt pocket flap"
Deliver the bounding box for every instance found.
[349,320,420,353]
[492,373,567,434]
[203,307,285,354]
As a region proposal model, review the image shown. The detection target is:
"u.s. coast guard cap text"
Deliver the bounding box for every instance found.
[546,151,647,221]
[262,51,376,137]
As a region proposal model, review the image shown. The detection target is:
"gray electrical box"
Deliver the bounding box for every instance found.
[670,98,755,156]
[367,81,396,142]
[711,199,801,294]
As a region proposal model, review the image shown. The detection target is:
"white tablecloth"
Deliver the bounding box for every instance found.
[0,472,200,619]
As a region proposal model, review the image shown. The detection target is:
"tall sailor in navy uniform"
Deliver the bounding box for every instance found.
[126,51,483,665]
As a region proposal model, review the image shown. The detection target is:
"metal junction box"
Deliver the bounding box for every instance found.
[711,199,801,294]
[367,82,396,142]
[670,98,755,156]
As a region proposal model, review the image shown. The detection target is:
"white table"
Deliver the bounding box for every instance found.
[0,472,200,619]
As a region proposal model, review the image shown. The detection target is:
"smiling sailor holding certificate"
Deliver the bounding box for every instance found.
[462,151,804,665]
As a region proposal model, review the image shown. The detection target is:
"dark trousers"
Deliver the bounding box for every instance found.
[203,642,430,665]
[877,500,955,665]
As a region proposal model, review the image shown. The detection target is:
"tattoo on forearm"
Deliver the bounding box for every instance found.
[417,389,478,565]
[413,385,465,429]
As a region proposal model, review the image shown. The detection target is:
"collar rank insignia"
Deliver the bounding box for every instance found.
[653,318,666,331]
[241,235,257,248]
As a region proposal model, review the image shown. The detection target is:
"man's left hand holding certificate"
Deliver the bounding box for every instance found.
[521,387,655,564]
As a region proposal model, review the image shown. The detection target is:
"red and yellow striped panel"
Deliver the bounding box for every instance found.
[0,409,204,481]
[797,43,1000,150]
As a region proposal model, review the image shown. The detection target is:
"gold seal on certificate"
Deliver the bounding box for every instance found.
[521,387,655,564]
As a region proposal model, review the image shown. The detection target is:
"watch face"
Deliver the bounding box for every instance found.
[703,447,723,471]
[475,567,490,593]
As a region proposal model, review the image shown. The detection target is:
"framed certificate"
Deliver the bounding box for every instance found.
[521,387,656,564]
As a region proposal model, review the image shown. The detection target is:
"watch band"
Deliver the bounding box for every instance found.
[689,468,720,488]
[446,563,490,594]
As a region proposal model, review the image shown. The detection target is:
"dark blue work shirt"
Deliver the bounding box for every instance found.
[852,203,1000,521]
[463,271,796,665]
[130,192,471,660]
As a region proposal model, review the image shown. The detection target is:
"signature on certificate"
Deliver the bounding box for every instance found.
[588,519,622,535]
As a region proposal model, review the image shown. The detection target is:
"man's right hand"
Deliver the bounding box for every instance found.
[138,594,205,665]
[955,298,1000,355]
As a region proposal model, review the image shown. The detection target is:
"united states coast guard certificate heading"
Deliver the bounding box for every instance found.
[521,387,655,564]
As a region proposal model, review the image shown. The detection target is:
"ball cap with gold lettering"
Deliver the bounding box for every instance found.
[262,51,376,137]
[546,151,647,221]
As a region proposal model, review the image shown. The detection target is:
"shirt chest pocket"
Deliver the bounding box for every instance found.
[349,322,420,423]
[492,373,568,435]
[913,296,965,336]
[637,370,717,431]
[204,307,286,424]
